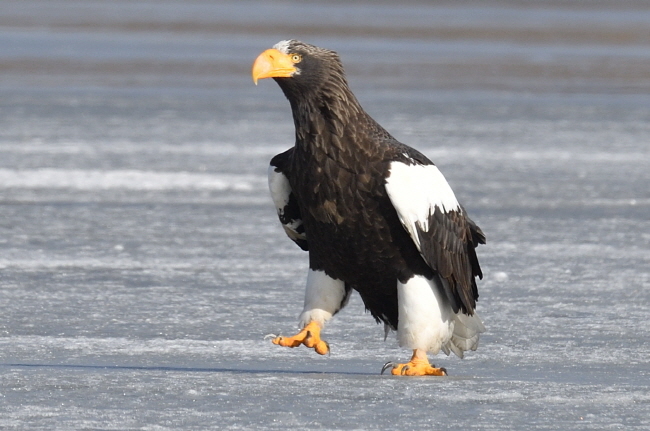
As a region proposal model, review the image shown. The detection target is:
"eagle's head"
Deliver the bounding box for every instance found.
[252,40,347,102]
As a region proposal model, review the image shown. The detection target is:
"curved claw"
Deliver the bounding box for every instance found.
[264,333,279,341]
[322,340,331,356]
[400,365,410,376]
[439,367,448,376]
[314,339,329,355]
[303,330,330,355]
[381,361,395,375]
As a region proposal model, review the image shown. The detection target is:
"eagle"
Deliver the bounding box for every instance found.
[252,40,486,376]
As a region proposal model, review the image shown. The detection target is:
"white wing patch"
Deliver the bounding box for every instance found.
[385,161,460,249]
[268,165,306,245]
[268,164,291,209]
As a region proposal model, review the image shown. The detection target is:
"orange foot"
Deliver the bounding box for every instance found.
[268,321,329,355]
[381,350,447,376]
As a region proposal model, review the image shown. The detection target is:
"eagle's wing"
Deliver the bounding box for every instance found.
[385,160,485,315]
[269,149,308,251]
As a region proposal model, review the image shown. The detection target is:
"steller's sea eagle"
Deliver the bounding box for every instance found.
[252,40,486,376]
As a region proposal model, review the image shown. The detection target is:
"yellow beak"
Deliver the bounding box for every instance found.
[252,49,297,85]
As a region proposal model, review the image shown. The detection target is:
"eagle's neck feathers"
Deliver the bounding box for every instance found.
[287,79,391,167]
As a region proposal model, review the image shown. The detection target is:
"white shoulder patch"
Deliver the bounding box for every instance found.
[273,40,292,54]
[385,161,460,248]
[268,164,306,245]
[268,165,291,210]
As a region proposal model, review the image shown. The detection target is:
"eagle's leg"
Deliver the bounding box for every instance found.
[382,276,451,376]
[385,349,447,376]
[269,269,349,356]
[271,321,329,355]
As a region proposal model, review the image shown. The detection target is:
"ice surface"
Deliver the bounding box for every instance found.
[1,1,649,430]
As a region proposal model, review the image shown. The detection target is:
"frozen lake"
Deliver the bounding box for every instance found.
[1,1,649,429]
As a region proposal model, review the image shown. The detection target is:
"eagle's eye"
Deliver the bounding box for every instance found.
[290,54,302,63]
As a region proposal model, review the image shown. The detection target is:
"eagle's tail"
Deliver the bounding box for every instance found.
[442,311,485,359]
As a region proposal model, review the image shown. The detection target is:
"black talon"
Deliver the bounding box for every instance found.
[381,361,395,375]
[440,367,448,376]
[401,365,410,376]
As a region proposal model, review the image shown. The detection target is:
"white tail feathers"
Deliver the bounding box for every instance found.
[442,312,485,358]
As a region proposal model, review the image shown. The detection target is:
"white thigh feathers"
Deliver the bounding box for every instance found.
[397,275,485,358]
[396,275,454,354]
[299,269,350,328]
